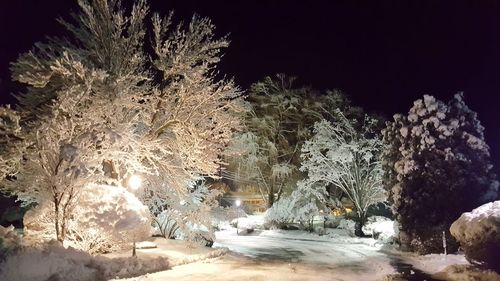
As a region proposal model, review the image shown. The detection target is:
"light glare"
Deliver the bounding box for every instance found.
[128,175,142,190]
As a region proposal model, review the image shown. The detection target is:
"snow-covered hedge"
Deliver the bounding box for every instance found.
[0,240,170,281]
[450,200,500,271]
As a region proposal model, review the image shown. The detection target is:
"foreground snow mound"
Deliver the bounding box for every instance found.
[434,264,500,281]
[0,225,21,261]
[362,216,395,243]
[450,200,500,271]
[0,241,170,281]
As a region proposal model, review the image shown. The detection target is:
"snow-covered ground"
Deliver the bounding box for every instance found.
[4,215,487,281]
[213,228,395,279]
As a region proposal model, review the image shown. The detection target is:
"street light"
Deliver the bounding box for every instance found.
[127,174,142,256]
[128,174,142,191]
[235,199,241,235]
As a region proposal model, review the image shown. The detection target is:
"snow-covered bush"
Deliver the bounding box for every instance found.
[382,94,499,254]
[265,195,296,227]
[24,184,151,254]
[153,209,180,239]
[450,200,500,271]
[265,182,323,230]
[337,218,356,236]
[143,179,219,246]
[0,240,170,281]
[362,216,395,243]
[0,225,22,262]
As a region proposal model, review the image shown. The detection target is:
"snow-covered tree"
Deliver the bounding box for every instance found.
[0,106,21,179]
[382,94,498,254]
[299,111,386,236]
[1,0,243,247]
[226,75,355,207]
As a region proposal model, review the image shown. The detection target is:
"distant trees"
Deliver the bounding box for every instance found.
[227,75,357,207]
[0,0,243,247]
[298,112,386,236]
[382,94,498,253]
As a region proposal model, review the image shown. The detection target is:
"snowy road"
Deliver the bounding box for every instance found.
[126,228,396,281]
[122,229,466,281]
[214,229,388,265]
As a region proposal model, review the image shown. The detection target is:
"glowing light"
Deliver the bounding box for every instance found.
[235,199,241,207]
[128,174,142,190]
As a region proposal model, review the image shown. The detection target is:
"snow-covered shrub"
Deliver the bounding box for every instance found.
[0,240,170,281]
[337,218,356,236]
[362,216,395,243]
[0,225,22,262]
[450,200,500,271]
[143,180,219,246]
[24,184,151,254]
[382,94,499,254]
[153,209,180,239]
[265,182,323,230]
[265,195,296,227]
[231,214,265,230]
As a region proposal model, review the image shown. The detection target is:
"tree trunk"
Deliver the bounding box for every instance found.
[267,188,275,208]
[54,197,63,242]
[354,212,367,237]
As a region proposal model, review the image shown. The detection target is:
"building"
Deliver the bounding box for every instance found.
[220,191,267,213]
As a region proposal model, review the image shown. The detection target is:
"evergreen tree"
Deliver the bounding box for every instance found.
[382,94,498,253]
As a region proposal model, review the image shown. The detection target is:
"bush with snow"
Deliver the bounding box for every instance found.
[24,184,151,254]
[450,200,500,271]
[362,216,396,243]
[337,218,356,236]
[0,241,170,281]
[0,225,22,262]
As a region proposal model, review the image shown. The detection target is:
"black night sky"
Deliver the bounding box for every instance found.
[1,0,500,166]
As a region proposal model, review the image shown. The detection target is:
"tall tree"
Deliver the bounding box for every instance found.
[299,111,386,236]
[1,0,244,245]
[382,94,498,253]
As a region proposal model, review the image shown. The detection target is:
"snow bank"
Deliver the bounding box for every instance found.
[403,253,469,274]
[0,241,170,281]
[450,200,500,270]
[434,264,500,281]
